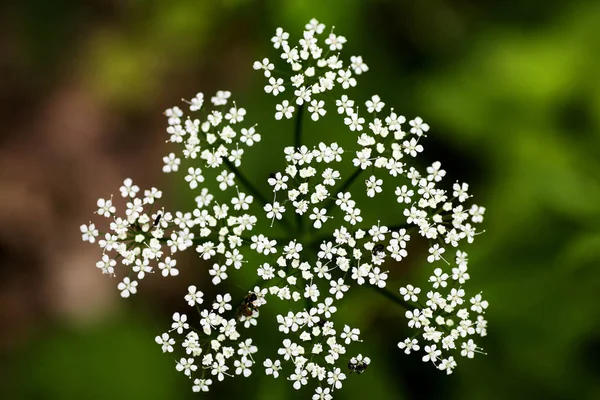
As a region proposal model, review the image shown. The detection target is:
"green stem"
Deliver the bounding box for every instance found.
[294,104,305,149]
[294,104,306,234]
[387,223,412,232]
[223,158,293,231]
[197,124,293,231]
[223,158,269,206]
[324,167,365,213]
[369,284,414,311]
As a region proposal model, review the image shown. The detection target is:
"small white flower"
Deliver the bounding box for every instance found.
[162,153,180,173]
[365,95,385,113]
[461,339,478,358]
[240,127,261,146]
[264,358,282,378]
[192,378,212,392]
[453,182,470,202]
[326,367,346,390]
[344,112,364,131]
[95,254,115,275]
[268,172,289,191]
[399,285,421,302]
[155,333,175,353]
[469,204,486,223]
[305,18,325,34]
[213,293,232,314]
[171,312,189,334]
[117,277,138,298]
[264,202,286,222]
[253,57,275,77]
[211,90,231,106]
[337,69,356,89]
[80,223,98,243]
[158,257,178,277]
[308,99,326,121]
[216,171,235,191]
[120,178,140,197]
[403,138,423,157]
[470,293,489,313]
[295,86,312,105]
[271,27,289,49]
[189,92,204,111]
[427,244,446,264]
[395,185,413,203]
[184,285,204,306]
[96,198,115,217]
[350,55,369,74]
[422,345,441,363]
[265,77,285,95]
[184,167,204,189]
[176,357,197,377]
[409,116,430,136]
[275,100,295,120]
[325,33,347,51]
[309,207,329,229]
[336,95,354,115]
[398,338,420,354]
[365,175,383,197]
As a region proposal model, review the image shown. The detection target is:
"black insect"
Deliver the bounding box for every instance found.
[348,360,368,374]
[372,243,385,255]
[236,292,258,319]
[348,361,357,373]
[153,212,162,227]
[355,363,367,374]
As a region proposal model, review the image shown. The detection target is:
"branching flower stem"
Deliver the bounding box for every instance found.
[324,167,365,213]
[223,157,293,230]
[369,284,414,311]
[223,158,269,206]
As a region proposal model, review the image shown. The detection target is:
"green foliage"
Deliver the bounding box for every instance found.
[2,315,188,400]
[414,3,600,398]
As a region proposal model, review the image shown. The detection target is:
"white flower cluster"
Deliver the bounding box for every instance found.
[82,18,489,397]
[253,19,489,377]
[80,180,190,297]
[157,286,267,392]
[254,18,368,123]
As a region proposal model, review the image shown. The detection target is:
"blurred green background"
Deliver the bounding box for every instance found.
[1,0,600,399]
